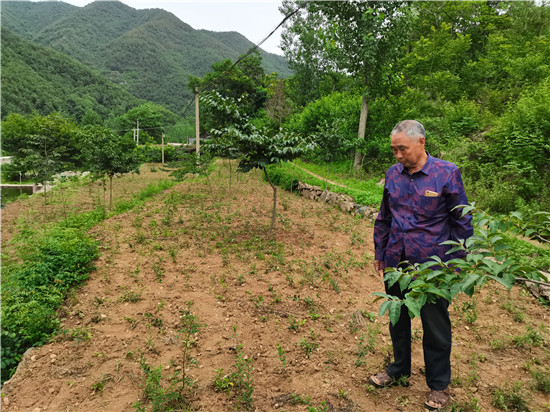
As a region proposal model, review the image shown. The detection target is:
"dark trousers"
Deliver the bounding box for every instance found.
[384,258,452,390]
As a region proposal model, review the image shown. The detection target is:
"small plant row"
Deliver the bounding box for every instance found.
[0,179,177,382]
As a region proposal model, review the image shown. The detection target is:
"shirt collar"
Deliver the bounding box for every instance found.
[399,152,432,176]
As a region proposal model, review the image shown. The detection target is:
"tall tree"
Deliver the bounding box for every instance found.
[188,51,268,132]
[281,0,411,168]
[80,125,140,210]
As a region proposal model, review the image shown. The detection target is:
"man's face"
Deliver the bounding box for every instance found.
[390,131,426,170]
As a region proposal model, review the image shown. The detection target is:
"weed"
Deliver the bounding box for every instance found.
[501,300,526,323]
[91,374,112,395]
[288,315,306,331]
[355,325,379,366]
[61,326,92,342]
[213,344,254,410]
[307,401,328,412]
[511,325,545,348]
[530,369,550,393]
[289,393,311,405]
[144,313,163,328]
[297,329,319,358]
[491,381,531,411]
[134,357,194,412]
[449,396,482,412]
[152,256,165,283]
[118,286,144,303]
[286,273,295,287]
[276,343,287,366]
[490,339,506,350]
[462,299,478,325]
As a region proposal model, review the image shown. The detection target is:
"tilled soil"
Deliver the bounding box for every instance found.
[1,162,549,412]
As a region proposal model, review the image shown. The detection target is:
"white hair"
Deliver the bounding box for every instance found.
[391,120,425,142]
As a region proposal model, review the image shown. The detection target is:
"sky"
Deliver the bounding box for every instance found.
[62,0,286,55]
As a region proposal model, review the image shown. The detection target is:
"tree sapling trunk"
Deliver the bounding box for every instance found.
[263,167,278,232]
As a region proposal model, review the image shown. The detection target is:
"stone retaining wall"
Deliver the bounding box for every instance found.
[296,182,379,220]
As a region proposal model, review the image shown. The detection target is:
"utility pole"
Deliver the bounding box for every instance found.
[136,119,140,146]
[161,130,165,164]
[195,87,200,156]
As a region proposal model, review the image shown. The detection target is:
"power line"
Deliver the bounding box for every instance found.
[180,1,309,118]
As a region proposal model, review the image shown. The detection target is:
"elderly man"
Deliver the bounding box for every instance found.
[371,120,473,410]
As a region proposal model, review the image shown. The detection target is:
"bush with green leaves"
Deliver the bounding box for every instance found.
[374,205,544,326]
[133,143,180,163]
[1,227,98,380]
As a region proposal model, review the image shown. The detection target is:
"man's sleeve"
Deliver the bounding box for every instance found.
[446,167,474,242]
[374,174,392,262]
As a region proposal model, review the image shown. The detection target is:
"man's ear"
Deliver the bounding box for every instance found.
[418,137,426,146]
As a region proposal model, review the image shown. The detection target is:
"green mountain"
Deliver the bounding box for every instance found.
[1,28,142,120]
[2,1,291,115]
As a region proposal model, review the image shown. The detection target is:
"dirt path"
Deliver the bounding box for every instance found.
[2,162,549,412]
[290,161,350,189]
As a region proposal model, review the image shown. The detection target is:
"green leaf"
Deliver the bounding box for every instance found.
[425,287,451,301]
[404,295,421,319]
[460,273,480,293]
[379,300,391,318]
[398,274,412,291]
[486,274,514,290]
[446,246,464,255]
[388,301,404,326]
[450,282,462,299]
[494,243,510,252]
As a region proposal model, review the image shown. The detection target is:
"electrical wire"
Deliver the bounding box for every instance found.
[179,0,310,118]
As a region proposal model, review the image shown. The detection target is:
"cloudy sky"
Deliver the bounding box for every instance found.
[62,0,286,55]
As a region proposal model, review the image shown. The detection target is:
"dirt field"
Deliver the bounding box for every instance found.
[1,162,549,411]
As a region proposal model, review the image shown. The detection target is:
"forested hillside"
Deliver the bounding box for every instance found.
[1,1,291,115]
[0,28,142,120]
[278,0,550,215]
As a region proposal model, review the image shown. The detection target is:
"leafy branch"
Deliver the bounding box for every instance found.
[373,205,545,326]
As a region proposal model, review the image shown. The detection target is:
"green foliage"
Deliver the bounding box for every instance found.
[285,92,360,161]
[213,345,255,410]
[374,205,544,326]
[1,227,98,380]
[0,27,140,121]
[134,358,192,412]
[80,125,141,209]
[492,382,531,412]
[2,2,290,116]
[268,160,383,206]
[168,153,213,182]
[1,180,176,383]
[190,52,268,126]
[133,144,180,163]
[2,112,81,179]
[119,103,179,143]
[281,1,411,99]
[81,125,140,177]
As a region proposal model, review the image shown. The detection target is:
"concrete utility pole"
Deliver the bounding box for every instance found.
[195,87,200,156]
[161,130,165,164]
[136,119,140,146]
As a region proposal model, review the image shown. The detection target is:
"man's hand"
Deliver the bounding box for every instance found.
[374,260,384,277]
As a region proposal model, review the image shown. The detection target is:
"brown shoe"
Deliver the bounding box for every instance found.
[425,389,450,410]
[368,371,409,388]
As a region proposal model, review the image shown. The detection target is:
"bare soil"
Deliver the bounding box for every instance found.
[1,162,549,412]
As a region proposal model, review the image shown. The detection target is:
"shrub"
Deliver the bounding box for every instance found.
[134,144,182,163]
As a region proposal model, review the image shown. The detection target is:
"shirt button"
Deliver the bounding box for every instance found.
[411,179,414,182]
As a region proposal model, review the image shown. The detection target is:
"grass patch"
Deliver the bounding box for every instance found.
[267,160,383,206]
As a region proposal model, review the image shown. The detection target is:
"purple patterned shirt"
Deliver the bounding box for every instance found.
[374,154,473,269]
